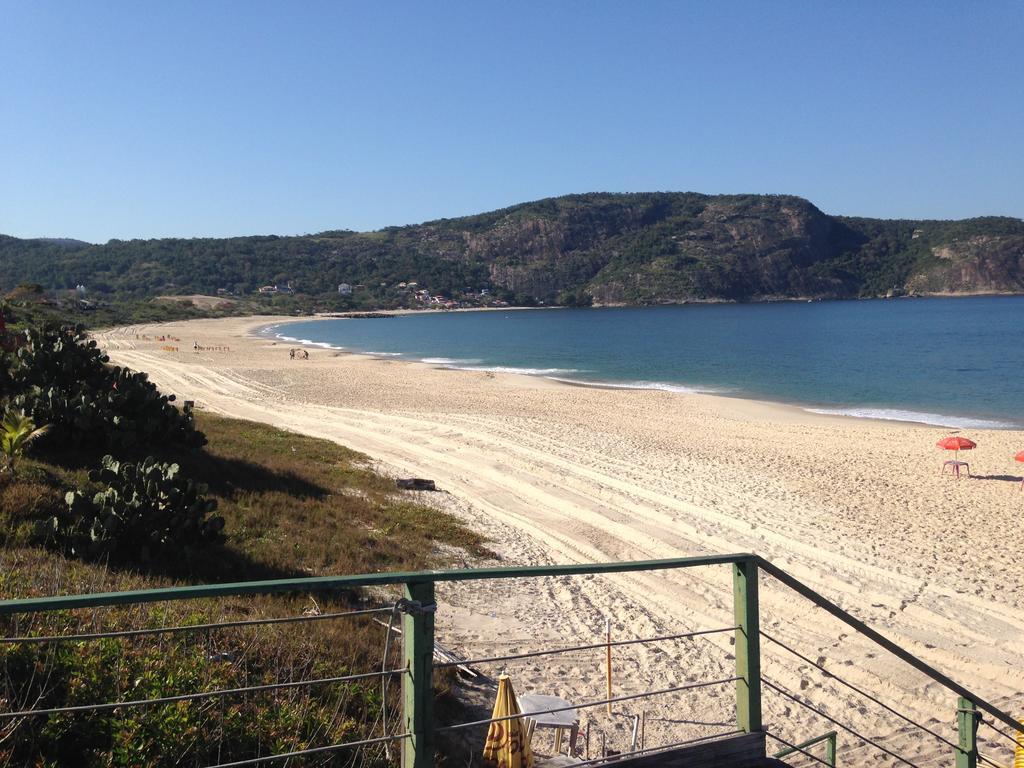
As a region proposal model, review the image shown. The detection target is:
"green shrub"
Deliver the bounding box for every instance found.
[7,323,205,454]
[1,634,378,767]
[44,455,224,561]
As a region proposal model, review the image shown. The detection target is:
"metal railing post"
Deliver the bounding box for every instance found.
[733,559,762,733]
[825,730,837,766]
[956,696,978,768]
[402,580,435,768]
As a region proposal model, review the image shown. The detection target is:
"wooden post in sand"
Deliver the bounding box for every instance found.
[605,617,613,714]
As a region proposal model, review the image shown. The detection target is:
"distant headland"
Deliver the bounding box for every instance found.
[2,192,1022,313]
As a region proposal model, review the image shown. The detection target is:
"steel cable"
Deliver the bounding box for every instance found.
[433,626,735,669]
[435,676,739,732]
[0,605,393,644]
[0,668,404,719]
[200,732,411,768]
[763,678,921,768]
[761,630,959,751]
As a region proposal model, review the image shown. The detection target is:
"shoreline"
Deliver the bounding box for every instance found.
[252,315,865,428]
[252,314,1015,431]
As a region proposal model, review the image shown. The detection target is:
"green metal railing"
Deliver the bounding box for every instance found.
[773,730,837,766]
[1,552,1020,767]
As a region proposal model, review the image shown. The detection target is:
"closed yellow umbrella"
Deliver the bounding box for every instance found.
[482,675,534,768]
[1014,720,1024,768]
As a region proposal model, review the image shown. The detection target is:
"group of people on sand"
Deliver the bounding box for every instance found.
[137,334,180,342]
[191,340,230,352]
[289,348,309,360]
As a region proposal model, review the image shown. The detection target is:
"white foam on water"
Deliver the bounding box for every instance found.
[557,378,723,394]
[272,333,344,350]
[805,407,1017,429]
[421,357,484,365]
[455,365,585,375]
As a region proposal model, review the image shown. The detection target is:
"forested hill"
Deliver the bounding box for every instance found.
[3,192,1023,306]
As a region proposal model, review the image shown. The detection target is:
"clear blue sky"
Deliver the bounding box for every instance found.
[2,1,1022,242]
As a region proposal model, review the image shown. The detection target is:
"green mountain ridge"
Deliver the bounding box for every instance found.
[3,192,1023,306]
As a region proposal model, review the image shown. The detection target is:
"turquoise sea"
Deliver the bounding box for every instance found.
[260,297,1024,429]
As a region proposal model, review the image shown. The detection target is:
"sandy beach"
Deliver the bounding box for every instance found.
[95,315,1024,764]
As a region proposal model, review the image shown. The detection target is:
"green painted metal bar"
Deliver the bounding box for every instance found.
[733,560,762,733]
[402,581,435,768]
[0,553,753,616]
[755,557,1024,736]
[774,730,838,766]
[825,729,837,766]
[956,697,978,768]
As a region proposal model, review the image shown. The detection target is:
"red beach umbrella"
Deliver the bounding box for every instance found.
[1015,451,1024,463]
[936,436,976,461]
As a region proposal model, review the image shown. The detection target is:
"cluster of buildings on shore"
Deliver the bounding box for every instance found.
[244,279,507,309]
[391,281,502,309]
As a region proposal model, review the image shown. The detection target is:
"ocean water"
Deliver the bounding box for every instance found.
[261,297,1024,429]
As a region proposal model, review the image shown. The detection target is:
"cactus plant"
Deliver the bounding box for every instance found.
[7,323,205,453]
[47,455,224,560]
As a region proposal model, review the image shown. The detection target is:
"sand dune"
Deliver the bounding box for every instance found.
[95,316,1024,765]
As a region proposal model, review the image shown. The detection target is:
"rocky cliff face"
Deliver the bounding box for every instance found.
[585,196,860,303]
[906,234,1024,294]
[414,194,1024,303]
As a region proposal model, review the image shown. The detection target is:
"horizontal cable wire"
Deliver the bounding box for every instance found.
[758,559,1024,737]
[0,605,393,644]
[982,720,1024,747]
[978,753,1008,768]
[0,668,405,719]
[958,702,1023,768]
[765,731,834,768]
[435,676,739,732]
[434,626,735,668]
[201,732,411,768]
[568,729,744,766]
[763,678,920,768]
[761,630,958,751]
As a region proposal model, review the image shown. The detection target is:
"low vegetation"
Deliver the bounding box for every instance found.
[0,320,491,766]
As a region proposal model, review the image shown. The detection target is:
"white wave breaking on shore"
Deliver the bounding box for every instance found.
[805,407,1017,429]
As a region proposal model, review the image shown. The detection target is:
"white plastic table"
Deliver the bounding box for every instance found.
[517,694,580,755]
[942,459,970,479]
